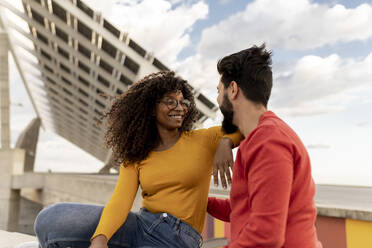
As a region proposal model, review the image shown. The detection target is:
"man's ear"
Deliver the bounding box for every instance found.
[229,81,239,100]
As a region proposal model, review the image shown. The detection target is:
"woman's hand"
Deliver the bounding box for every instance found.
[213,138,234,189]
[89,235,108,248]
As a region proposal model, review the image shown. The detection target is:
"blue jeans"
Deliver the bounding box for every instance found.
[34,203,203,248]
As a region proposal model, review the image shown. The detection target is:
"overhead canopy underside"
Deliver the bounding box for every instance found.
[0,0,218,163]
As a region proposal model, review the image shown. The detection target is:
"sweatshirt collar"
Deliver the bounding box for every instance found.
[258,110,276,124]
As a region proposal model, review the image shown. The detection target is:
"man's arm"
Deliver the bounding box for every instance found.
[207,197,231,222]
[230,128,293,248]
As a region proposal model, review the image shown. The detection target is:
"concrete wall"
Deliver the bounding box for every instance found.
[16,173,143,234]
[0,149,26,231]
[17,173,143,209]
[17,197,42,235]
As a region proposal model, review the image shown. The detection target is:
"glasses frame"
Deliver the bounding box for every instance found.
[158,98,191,110]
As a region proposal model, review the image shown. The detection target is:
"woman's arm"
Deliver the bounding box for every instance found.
[205,126,243,187]
[90,165,139,243]
[213,138,234,188]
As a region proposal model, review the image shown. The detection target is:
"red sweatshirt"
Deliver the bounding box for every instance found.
[208,111,322,248]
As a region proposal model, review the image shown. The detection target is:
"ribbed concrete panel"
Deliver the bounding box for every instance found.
[346,219,372,248]
[204,214,215,240]
[0,32,10,148]
[317,216,346,248]
[214,218,225,238]
[0,0,218,164]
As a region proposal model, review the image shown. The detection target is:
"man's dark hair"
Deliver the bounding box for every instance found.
[217,44,273,107]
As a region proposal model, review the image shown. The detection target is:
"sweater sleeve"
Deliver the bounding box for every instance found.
[229,127,293,248]
[91,164,139,241]
[205,126,243,149]
[207,197,231,222]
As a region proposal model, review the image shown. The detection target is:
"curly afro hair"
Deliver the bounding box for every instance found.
[102,71,199,166]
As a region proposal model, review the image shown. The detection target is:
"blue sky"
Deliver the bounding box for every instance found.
[177,0,372,60]
[5,0,372,186]
[176,0,249,59]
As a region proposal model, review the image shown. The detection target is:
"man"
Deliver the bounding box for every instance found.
[208,44,322,248]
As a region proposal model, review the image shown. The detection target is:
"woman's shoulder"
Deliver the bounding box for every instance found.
[120,162,141,171]
[185,126,221,136]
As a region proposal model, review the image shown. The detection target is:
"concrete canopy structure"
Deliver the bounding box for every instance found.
[0,0,218,164]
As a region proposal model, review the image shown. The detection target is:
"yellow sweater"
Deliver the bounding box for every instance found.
[92,126,241,241]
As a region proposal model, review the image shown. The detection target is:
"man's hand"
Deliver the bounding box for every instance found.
[213,138,234,188]
[89,235,108,248]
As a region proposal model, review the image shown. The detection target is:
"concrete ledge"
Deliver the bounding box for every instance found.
[11,174,44,189]
[209,187,229,198]
[317,205,372,222]
[202,238,229,248]
[0,230,36,248]
[315,184,372,221]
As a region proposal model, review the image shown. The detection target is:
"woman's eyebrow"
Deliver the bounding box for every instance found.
[163,95,185,100]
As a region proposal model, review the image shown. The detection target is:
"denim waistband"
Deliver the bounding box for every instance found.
[139,208,203,247]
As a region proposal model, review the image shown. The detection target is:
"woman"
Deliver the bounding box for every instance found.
[33,71,240,248]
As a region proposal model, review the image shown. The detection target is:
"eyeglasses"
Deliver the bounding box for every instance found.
[158,98,191,109]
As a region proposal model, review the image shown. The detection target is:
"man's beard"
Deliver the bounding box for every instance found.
[220,94,238,134]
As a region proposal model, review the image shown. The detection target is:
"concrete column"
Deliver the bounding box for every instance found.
[15,118,41,172]
[99,150,119,174]
[0,149,25,231]
[0,32,10,149]
[0,31,24,232]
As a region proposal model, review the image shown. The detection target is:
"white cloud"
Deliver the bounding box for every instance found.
[356,121,372,127]
[197,0,372,59]
[175,54,219,91]
[9,53,36,139]
[104,0,208,65]
[34,131,102,173]
[79,0,115,17]
[270,53,372,115]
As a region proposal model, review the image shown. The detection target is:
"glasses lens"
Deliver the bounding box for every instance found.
[168,99,177,108]
[181,100,191,108]
[162,98,190,109]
